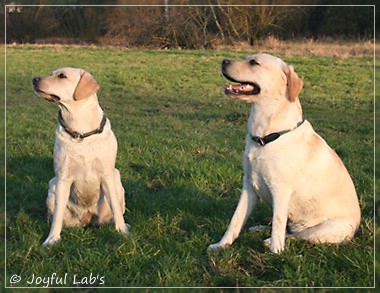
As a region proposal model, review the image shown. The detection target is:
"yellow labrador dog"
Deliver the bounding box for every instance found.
[208,54,360,253]
[32,68,130,246]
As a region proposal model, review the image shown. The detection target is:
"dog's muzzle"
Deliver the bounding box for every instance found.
[32,77,60,102]
[221,60,261,96]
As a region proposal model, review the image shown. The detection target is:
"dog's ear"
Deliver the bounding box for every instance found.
[74,70,100,100]
[284,65,303,102]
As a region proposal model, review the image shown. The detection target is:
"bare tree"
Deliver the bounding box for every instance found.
[5,2,374,46]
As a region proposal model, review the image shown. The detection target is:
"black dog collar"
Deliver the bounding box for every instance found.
[251,119,305,146]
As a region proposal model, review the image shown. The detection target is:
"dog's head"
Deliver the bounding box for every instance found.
[222,53,303,103]
[32,68,100,103]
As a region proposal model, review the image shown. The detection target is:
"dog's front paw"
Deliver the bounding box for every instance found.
[263,237,284,254]
[42,235,61,247]
[117,223,131,237]
[270,244,284,254]
[207,242,229,252]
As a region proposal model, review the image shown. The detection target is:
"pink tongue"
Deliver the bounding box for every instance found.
[225,84,254,92]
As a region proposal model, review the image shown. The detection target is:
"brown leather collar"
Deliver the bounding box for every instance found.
[58,110,107,141]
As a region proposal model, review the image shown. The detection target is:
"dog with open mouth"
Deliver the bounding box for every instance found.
[208,53,360,253]
[33,68,130,246]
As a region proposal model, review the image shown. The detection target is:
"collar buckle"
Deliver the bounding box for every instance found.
[257,137,265,146]
[71,131,84,142]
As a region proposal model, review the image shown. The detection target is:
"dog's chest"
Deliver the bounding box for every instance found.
[54,131,116,179]
[56,142,107,205]
[246,144,280,206]
[68,155,104,177]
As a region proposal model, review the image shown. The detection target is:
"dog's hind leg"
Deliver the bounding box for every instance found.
[96,193,112,224]
[290,219,358,244]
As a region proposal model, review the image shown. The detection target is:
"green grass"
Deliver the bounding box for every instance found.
[5,46,374,288]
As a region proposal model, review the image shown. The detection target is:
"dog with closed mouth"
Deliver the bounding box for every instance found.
[33,68,130,246]
[208,53,360,253]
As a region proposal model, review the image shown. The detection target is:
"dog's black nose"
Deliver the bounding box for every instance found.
[222,59,230,66]
[32,77,40,86]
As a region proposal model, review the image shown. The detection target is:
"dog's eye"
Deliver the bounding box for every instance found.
[249,59,259,66]
[58,73,67,79]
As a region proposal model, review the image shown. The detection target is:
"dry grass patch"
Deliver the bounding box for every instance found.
[9,36,375,58]
[216,36,374,58]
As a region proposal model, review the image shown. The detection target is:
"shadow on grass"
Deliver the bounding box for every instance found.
[6,155,53,219]
[6,152,242,240]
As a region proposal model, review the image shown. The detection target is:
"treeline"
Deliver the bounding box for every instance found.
[5,1,374,49]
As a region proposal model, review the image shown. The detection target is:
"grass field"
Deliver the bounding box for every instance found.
[5,45,374,289]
